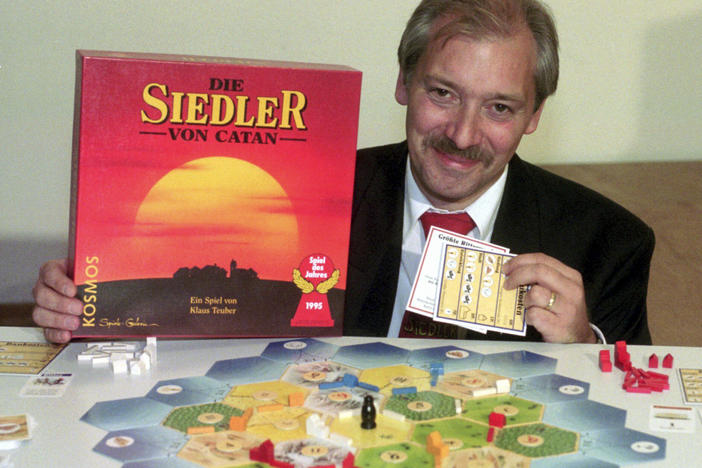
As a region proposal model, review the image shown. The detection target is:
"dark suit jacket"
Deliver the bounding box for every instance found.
[343,142,654,344]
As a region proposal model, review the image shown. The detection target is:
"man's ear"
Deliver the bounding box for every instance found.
[395,70,409,105]
[525,99,546,135]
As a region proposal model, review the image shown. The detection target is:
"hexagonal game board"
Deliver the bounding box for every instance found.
[81,339,666,467]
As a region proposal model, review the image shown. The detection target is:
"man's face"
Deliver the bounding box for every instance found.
[396,27,544,210]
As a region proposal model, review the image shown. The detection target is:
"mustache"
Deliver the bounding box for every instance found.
[426,136,494,164]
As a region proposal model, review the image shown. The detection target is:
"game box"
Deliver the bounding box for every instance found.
[68,50,362,338]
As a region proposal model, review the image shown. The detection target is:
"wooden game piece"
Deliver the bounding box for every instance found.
[111,359,128,375]
[305,413,328,438]
[92,355,110,367]
[392,386,417,395]
[426,431,449,468]
[249,439,275,464]
[187,426,215,434]
[361,395,376,429]
[357,381,380,392]
[489,411,506,428]
[319,381,344,390]
[662,353,674,369]
[329,432,353,447]
[495,378,511,393]
[342,452,355,468]
[288,391,306,407]
[129,359,145,375]
[599,349,612,372]
[229,415,247,431]
[258,403,284,413]
[471,387,497,397]
[382,409,406,422]
[486,426,496,442]
[109,351,135,361]
[342,373,359,388]
[139,351,152,370]
[615,341,631,371]
[648,353,658,368]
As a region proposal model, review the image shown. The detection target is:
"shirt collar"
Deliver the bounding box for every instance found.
[404,158,508,242]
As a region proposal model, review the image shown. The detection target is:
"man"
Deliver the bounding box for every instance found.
[32,0,654,345]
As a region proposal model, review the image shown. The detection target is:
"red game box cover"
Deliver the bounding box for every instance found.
[69,50,361,338]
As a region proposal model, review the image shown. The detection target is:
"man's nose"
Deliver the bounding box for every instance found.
[445,106,481,150]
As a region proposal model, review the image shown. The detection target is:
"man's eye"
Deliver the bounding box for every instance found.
[493,103,511,113]
[430,88,451,98]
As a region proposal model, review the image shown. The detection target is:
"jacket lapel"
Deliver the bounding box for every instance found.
[491,155,543,255]
[344,142,407,336]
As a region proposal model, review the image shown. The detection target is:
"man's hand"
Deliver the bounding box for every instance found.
[503,253,596,343]
[31,259,83,343]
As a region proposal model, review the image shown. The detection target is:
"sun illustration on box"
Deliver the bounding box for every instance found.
[129,156,300,282]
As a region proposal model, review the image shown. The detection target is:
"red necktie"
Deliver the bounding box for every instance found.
[399,211,476,339]
[419,211,475,237]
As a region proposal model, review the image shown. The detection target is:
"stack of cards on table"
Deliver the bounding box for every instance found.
[406,227,528,336]
[0,414,34,451]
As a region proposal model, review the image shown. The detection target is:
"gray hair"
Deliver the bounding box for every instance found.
[398,0,559,109]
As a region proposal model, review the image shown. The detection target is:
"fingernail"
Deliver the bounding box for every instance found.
[69,302,82,315]
[65,316,79,330]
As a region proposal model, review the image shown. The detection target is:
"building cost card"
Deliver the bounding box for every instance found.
[436,245,527,336]
[406,227,509,323]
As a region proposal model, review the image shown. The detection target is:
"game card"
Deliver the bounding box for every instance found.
[0,414,32,450]
[679,368,702,404]
[649,405,696,433]
[0,341,66,375]
[435,245,527,336]
[19,372,74,398]
[406,226,509,323]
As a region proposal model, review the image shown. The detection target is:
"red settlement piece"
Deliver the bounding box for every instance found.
[662,353,674,369]
[489,411,506,428]
[249,439,275,464]
[648,353,658,368]
[599,349,612,372]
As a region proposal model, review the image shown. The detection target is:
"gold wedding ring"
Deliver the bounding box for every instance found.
[546,292,557,311]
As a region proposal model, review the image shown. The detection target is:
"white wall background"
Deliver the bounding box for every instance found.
[2,1,701,302]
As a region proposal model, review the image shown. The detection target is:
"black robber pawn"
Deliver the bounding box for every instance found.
[361,395,376,429]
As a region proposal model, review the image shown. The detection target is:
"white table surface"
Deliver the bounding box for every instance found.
[1,327,700,467]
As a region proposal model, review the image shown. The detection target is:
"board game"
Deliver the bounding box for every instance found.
[79,339,667,467]
[69,50,361,339]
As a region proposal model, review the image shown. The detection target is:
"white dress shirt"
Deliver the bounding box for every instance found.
[386,160,508,337]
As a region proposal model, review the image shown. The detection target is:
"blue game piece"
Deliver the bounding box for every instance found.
[429,362,444,375]
[357,381,380,392]
[319,381,344,390]
[342,373,359,388]
[392,386,417,396]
